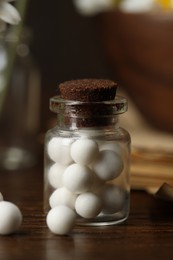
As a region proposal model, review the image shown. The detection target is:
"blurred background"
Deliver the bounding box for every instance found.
[25,0,113,132]
[24,1,173,132]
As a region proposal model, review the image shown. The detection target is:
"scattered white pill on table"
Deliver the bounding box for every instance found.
[49,187,77,209]
[63,163,93,194]
[0,201,22,235]
[48,163,66,189]
[75,192,102,219]
[101,184,126,214]
[71,138,99,165]
[46,205,76,235]
[47,137,73,165]
[92,150,124,181]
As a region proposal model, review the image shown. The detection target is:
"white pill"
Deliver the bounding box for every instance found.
[63,163,93,194]
[99,142,121,154]
[101,184,126,214]
[46,205,76,235]
[92,150,123,181]
[75,192,102,219]
[71,138,99,165]
[0,192,3,201]
[47,137,73,165]
[0,201,22,235]
[49,187,77,209]
[48,163,66,189]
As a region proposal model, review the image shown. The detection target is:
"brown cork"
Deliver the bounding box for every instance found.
[59,79,117,101]
[58,79,118,127]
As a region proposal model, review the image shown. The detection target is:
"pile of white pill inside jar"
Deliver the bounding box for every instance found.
[46,134,126,235]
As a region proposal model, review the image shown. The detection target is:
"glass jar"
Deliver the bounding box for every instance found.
[44,95,131,226]
[0,29,41,170]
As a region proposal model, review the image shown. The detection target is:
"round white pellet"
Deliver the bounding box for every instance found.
[47,137,73,165]
[0,201,22,235]
[46,205,76,235]
[48,163,66,189]
[63,163,93,194]
[99,142,121,154]
[75,192,102,219]
[71,138,99,165]
[101,184,126,214]
[49,187,77,209]
[0,192,3,201]
[92,150,124,181]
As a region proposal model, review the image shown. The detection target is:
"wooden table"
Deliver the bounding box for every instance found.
[0,162,173,260]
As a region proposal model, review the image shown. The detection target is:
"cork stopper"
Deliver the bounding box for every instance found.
[59,79,117,101]
[52,79,122,128]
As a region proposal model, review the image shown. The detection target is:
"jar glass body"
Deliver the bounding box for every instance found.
[44,96,131,226]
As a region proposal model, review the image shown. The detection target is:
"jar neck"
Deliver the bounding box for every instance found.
[56,113,120,130]
[50,95,127,130]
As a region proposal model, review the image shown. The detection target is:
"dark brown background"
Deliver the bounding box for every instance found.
[25,1,173,133]
[24,0,113,133]
[25,1,111,87]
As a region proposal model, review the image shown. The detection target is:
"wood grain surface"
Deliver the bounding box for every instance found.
[0,163,173,260]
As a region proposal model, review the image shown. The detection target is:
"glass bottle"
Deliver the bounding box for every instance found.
[44,95,131,226]
[0,29,41,170]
